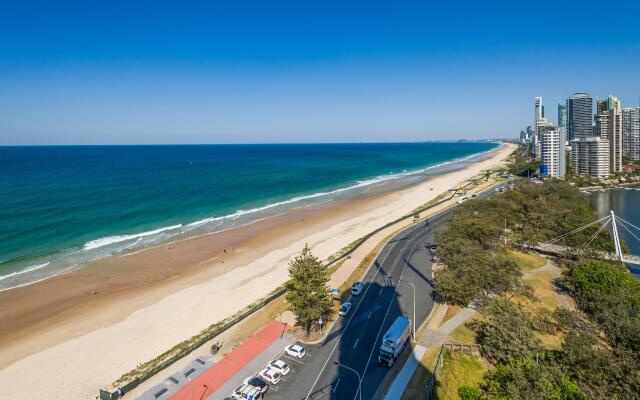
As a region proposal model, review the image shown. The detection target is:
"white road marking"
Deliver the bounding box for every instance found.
[282,355,305,365]
[367,311,373,319]
[353,338,359,349]
[303,241,396,400]
[303,203,463,400]
[357,234,423,400]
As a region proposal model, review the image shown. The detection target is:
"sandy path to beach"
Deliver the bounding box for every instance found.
[0,143,515,399]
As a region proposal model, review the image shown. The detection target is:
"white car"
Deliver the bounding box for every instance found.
[259,367,282,384]
[339,302,352,317]
[268,359,291,376]
[284,344,306,358]
[351,281,364,295]
[233,384,263,400]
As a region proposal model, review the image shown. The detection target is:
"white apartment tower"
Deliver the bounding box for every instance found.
[571,137,610,179]
[540,127,563,178]
[595,96,623,173]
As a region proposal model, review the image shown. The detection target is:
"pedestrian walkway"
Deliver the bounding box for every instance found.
[169,320,289,400]
[383,345,427,400]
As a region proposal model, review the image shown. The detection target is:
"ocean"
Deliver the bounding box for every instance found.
[590,187,640,277]
[0,141,498,290]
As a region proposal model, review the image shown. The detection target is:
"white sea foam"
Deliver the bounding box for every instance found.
[1,143,500,292]
[0,262,50,282]
[82,224,183,250]
[184,146,498,230]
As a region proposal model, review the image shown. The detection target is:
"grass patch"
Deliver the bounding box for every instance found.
[448,313,479,345]
[434,349,486,400]
[401,347,439,400]
[508,250,546,272]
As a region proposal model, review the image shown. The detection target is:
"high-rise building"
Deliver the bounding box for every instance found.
[539,125,564,178]
[622,107,640,161]
[571,137,610,179]
[535,97,543,122]
[597,99,609,114]
[567,93,593,141]
[558,104,567,133]
[534,117,554,160]
[595,96,623,173]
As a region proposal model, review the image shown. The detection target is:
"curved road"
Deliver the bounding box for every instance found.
[249,186,499,400]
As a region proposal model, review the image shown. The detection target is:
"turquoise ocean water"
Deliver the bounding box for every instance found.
[0,142,498,290]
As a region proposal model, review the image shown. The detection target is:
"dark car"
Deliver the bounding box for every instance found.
[247,376,269,393]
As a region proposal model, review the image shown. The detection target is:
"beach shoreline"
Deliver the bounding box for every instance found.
[0,142,515,399]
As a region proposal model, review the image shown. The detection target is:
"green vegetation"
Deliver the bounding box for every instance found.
[468,298,541,364]
[285,244,333,334]
[433,181,616,309]
[435,349,486,400]
[507,146,540,177]
[429,175,640,399]
[563,258,640,352]
[478,361,584,400]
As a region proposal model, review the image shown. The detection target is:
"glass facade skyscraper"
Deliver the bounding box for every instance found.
[567,93,593,141]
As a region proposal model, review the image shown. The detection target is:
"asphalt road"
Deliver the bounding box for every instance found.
[247,185,502,400]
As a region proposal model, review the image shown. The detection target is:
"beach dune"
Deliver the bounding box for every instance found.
[0,143,515,399]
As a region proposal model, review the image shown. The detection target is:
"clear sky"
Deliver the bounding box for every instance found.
[1,1,639,145]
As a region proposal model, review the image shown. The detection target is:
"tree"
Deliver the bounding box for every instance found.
[481,361,584,400]
[285,244,333,335]
[468,298,541,364]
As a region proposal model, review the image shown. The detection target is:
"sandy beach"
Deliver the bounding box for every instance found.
[0,143,515,399]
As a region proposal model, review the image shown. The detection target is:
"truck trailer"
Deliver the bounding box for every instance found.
[378,315,411,367]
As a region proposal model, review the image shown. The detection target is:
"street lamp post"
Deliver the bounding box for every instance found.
[399,279,416,339]
[334,362,362,400]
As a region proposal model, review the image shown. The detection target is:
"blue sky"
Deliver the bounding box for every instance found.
[1,1,639,144]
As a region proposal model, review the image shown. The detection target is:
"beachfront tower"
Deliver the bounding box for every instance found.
[539,125,563,178]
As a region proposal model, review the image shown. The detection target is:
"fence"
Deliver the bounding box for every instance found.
[99,288,285,399]
[100,172,498,399]
[424,344,483,400]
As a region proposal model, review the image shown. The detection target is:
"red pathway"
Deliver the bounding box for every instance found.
[170,320,287,400]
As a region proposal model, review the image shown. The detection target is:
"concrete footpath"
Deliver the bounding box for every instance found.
[383,345,428,400]
[166,320,291,400]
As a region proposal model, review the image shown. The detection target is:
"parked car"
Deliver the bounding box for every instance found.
[233,384,263,400]
[259,367,282,385]
[351,281,364,295]
[245,376,269,393]
[339,302,352,317]
[268,359,291,376]
[284,344,306,358]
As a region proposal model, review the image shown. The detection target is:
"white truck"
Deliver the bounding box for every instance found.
[378,315,411,367]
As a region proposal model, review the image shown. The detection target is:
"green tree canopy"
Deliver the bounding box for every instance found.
[481,361,584,400]
[285,244,333,335]
[468,298,541,364]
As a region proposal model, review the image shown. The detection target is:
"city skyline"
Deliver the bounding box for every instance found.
[1,1,640,145]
